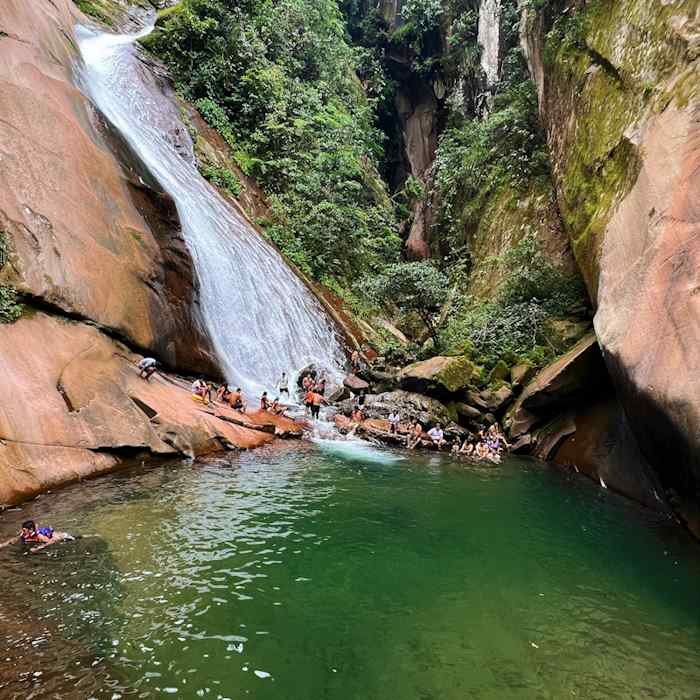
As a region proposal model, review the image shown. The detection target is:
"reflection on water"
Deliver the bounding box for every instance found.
[1,446,699,699]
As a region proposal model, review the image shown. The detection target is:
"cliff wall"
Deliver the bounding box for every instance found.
[521,0,700,508]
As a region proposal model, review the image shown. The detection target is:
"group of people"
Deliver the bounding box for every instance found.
[451,424,509,464]
[300,372,328,420]
[358,409,508,464]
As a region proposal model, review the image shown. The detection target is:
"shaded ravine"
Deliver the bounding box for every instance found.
[75,21,345,395]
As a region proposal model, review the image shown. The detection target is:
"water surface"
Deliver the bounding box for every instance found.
[1,444,699,699]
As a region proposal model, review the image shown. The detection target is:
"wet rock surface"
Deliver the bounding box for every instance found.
[0,313,306,507]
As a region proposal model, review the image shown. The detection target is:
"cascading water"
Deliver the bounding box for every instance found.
[477,0,501,88]
[75,21,345,396]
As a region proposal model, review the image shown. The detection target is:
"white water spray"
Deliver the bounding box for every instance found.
[75,23,345,396]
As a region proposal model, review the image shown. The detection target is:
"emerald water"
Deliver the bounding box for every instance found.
[1,442,699,699]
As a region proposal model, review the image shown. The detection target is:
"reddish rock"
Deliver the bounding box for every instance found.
[344,374,370,392]
[0,0,218,376]
[0,314,272,506]
[507,334,604,438]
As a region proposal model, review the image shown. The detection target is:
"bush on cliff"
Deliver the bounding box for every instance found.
[434,79,550,249]
[440,233,587,370]
[0,286,23,324]
[148,0,401,283]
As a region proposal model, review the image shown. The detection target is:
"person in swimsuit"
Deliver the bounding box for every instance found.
[228,388,246,412]
[407,421,424,450]
[0,520,75,554]
[308,391,328,419]
[260,391,271,411]
[278,372,289,397]
[217,384,232,403]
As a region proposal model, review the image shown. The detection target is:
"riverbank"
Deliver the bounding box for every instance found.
[0,312,304,508]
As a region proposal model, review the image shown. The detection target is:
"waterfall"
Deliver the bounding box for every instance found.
[75,23,345,396]
[477,0,501,88]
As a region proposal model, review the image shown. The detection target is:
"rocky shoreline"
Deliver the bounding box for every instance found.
[325,333,674,521]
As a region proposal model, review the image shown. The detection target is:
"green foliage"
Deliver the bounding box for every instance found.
[435,79,550,248]
[0,286,23,324]
[201,164,242,197]
[440,233,587,370]
[149,0,400,284]
[498,232,586,313]
[364,262,449,345]
[74,0,108,21]
[399,0,444,34]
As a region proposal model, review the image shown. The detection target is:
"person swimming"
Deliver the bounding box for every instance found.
[0,520,76,554]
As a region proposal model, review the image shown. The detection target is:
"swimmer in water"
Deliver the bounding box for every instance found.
[0,519,76,554]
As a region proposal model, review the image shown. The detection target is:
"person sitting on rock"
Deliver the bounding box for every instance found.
[269,397,287,416]
[427,423,446,449]
[192,378,208,403]
[260,391,271,411]
[388,411,400,435]
[137,357,157,381]
[217,384,232,404]
[0,520,76,554]
[459,439,475,457]
[278,372,289,397]
[407,421,424,449]
[229,388,246,412]
[350,349,361,372]
[350,405,365,424]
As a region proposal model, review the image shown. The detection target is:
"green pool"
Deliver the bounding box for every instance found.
[1,439,699,699]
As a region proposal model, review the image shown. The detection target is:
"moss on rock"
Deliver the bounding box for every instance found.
[535,0,698,300]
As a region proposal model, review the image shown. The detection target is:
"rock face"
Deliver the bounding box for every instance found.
[0,0,307,505]
[0,313,283,506]
[0,0,218,376]
[521,0,700,504]
[342,390,456,427]
[399,355,478,395]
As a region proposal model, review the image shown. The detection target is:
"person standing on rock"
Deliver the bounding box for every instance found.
[278,372,289,397]
[307,390,328,420]
[137,357,157,381]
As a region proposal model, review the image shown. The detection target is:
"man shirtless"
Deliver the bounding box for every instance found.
[0,520,75,554]
[305,390,328,419]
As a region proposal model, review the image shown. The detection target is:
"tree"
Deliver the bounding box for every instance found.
[365,261,449,348]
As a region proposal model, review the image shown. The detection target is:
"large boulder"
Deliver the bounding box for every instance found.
[0,313,273,507]
[343,374,370,392]
[399,355,479,395]
[506,333,605,438]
